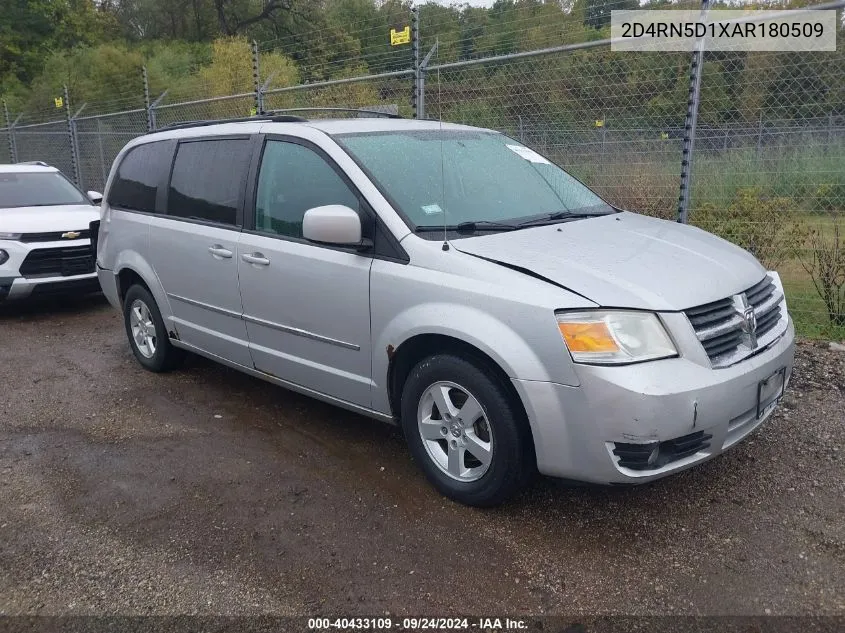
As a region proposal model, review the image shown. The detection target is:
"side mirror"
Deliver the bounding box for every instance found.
[302,205,363,247]
[87,191,103,204]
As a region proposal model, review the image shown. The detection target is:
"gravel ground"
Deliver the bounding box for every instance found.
[0,296,843,619]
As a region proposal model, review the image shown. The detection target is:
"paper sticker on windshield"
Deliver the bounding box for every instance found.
[421,204,444,215]
[506,144,551,164]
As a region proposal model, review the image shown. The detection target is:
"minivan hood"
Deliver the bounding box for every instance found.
[453,212,766,311]
[0,204,99,235]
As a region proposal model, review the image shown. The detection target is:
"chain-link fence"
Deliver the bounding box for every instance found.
[1,1,843,337]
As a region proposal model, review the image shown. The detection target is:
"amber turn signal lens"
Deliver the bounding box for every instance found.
[558,321,620,353]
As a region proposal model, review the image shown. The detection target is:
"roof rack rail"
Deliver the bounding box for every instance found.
[153,106,400,133]
[16,160,51,167]
[264,107,402,119]
[156,113,307,132]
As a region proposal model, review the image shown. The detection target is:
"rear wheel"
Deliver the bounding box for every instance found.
[123,284,184,372]
[400,354,532,507]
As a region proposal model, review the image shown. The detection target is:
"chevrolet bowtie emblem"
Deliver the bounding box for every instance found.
[61,231,81,239]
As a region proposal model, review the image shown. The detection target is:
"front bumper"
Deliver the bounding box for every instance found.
[1,238,100,301]
[514,318,796,483]
[0,272,101,300]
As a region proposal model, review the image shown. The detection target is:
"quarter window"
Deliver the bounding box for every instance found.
[167,139,252,226]
[107,141,172,213]
[255,140,358,238]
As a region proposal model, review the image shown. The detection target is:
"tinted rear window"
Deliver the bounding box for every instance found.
[166,139,252,226]
[107,141,173,213]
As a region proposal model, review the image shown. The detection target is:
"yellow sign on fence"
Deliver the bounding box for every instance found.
[390,26,411,46]
[54,97,63,109]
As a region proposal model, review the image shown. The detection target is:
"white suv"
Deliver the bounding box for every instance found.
[0,162,102,301]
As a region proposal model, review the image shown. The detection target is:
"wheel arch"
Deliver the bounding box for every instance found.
[387,333,536,468]
[113,251,175,334]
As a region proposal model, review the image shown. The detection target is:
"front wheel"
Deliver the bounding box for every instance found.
[400,354,532,507]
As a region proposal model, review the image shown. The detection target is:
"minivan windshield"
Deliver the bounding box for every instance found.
[0,171,89,209]
[335,129,613,232]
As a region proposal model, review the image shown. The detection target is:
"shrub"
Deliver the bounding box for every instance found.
[800,219,845,327]
[692,188,807,269]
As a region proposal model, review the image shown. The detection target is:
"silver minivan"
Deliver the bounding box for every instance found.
[95,115,795,506]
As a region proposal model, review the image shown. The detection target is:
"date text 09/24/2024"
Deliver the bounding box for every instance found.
[307,617,529,630]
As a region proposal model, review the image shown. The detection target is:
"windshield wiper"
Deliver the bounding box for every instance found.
[515,209,612,228]
[415,220,517,234]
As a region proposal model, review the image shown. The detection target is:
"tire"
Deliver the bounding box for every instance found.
[400,353,532,507]
[123,284,184,372]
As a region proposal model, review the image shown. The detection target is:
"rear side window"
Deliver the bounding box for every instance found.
[107,141,172,212]
[166,139,252,226]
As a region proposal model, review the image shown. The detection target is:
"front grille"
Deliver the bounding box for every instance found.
[612,431,712,471]
[19,245,94,278]
[685,274,785,368]
[19,229,90,243]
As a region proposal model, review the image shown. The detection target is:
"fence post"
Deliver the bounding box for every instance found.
[148,89,169,132]
[96,118,107,187]
[677,0,711,224]
[412,7,420,119]
[756,113,763,161]
[64,85,82,187]
[3,99,17,163]
[143,65,153,132]
[418,41,439,122]
[252,40,263,115]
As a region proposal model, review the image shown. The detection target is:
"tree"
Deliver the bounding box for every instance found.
[580,0,638,30]
[212,0,299,36]
[0,0,112,90]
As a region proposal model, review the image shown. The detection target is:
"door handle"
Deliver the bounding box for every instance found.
[208,245,233,259]
[242,252,270,266]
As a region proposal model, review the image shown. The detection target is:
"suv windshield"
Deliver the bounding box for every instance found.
[0,171,89,209]
[335,129,613,233]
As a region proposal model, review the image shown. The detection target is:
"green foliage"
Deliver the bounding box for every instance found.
[693,188,809,269]
[579,0,638,30]
[0,0,115,88]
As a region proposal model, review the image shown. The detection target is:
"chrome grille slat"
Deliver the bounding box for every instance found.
[696,314,744,342]
[702,329,743,351]
[686,304,735,328]
[756,306,782,336]
[704,335,745,359]
[745,277,775,304]
[753,288,783,319]
[685,273,788,368]
[685,298,733,318]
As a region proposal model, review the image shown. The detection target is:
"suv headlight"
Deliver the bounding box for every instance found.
[0,233,22,240]
[556,310,677,365]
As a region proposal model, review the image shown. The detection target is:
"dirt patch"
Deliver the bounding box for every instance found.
[1,298,843,616]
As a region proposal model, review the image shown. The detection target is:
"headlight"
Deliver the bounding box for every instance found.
[0,249,8,265]
[0,233,22,240]
[556,310,677,365]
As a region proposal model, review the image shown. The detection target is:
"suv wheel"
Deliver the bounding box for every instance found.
[400,354,532,507]
[123,284,184,372]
